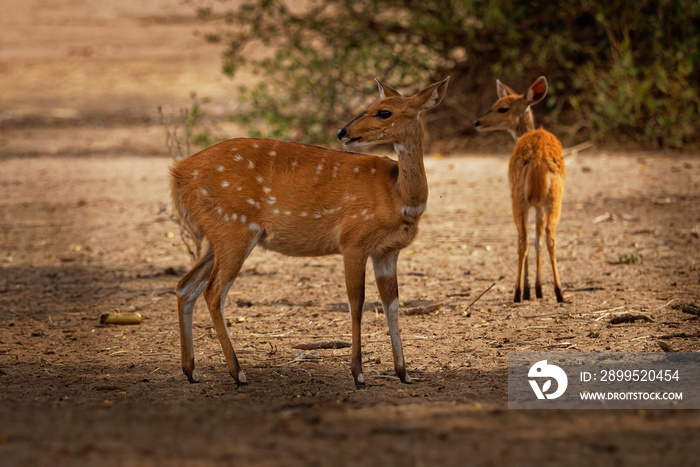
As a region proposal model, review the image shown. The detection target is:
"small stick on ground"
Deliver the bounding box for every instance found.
[524,311,578,319]
[567,286,605,292]
[657,332,700,339]
[608,313,653,324]
[293,340,351,350]
[464,282,496,314]
[591,305,626,315]
[403,303,442,316]
[671,302,700,316]
[655,299,676,311]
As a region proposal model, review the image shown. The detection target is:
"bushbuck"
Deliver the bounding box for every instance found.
[170,77,449,388]
[474,76,565,303]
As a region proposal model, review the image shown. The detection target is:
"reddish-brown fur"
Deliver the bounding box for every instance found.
[475,76,565,303]
[171,77,449,388]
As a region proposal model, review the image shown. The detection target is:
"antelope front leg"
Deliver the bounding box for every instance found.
[344,250,368,388]
[372,252,411,384]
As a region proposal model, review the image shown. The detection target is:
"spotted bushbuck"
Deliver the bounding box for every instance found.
[170,77,450,388]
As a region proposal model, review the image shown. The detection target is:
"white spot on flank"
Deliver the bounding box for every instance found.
[247,199,255,205]
[256,176,264,184]
[224,214,230,222]
[267,196,276,205]
[314,213,321,219]
[322,207,341,215]
[237,186,243,191]
[216,165,224,172]
[269,150,276,156]
[272,209,279,215]
[216,207,222,215]
[200,188,208,196]
[291,160,298,169]
[221,181,229,187]
[353,167,359,173]
[299,212,307,217]
[315,163,323,175]
[234,154,243,162]
[232,213,238,220]
[240,215,247,223]
[249,223,260,232]
[192,170,198,179]
[263,186,272,194]
[283,211,291,216]
[370,168,377,175]
[248,160,254,169]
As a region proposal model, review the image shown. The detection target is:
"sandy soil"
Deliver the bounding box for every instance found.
[1,1,700,466]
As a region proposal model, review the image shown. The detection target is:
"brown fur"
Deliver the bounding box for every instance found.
[475,76,565,303]
[171,77,449,388]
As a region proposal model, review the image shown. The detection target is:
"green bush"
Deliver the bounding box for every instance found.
[192,0,700,149]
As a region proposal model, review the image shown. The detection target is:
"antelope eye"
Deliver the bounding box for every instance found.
[376,110,392,119]
[497,107,508,113]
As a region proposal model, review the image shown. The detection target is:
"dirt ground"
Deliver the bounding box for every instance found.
[2,2,700,466]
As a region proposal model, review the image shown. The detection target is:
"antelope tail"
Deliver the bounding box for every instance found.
[170,166,203,246]
[524,161,551,206]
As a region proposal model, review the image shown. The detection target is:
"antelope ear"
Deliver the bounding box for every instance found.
[526,76,548,106]
[411,76,450,112]
[496,80,517,98]
[375,78,402,99]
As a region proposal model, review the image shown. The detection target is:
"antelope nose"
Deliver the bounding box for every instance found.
[474,120,481,128]
[337,128,347,140]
